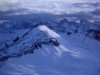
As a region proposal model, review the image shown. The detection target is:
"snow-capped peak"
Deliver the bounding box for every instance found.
[38,25,61,38]
[0,25,61,61]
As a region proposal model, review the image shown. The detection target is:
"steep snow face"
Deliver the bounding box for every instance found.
[38,25,79,55]
[0,25,100,75]
[38,25,60,38]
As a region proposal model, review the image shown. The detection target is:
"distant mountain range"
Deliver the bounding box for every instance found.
[0,19,100,41]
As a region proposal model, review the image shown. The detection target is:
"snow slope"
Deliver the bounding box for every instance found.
[0,25,100,75]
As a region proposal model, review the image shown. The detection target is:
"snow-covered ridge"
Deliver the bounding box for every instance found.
[0,25,61,62]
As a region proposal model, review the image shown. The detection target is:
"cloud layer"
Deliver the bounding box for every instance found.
[0,0,100,21]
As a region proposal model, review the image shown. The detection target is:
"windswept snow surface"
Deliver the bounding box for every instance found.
[0,25,100,75]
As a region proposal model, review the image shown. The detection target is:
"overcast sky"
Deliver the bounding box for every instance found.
[0,0,100,21]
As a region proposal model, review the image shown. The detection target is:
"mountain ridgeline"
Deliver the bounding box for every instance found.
[0,19,99,41]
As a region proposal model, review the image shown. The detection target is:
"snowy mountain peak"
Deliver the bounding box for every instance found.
[0,25,60,62]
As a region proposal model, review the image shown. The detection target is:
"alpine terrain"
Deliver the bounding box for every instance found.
[0,20,100,75]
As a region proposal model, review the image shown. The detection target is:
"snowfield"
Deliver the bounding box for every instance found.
[0,25,100,75]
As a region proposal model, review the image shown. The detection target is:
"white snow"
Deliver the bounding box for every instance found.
[38,25,61,38]
[0,25,100,75]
